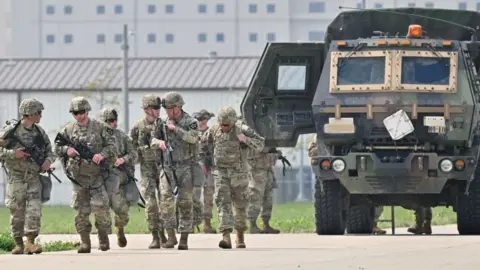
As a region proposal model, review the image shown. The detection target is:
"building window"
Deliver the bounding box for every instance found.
[46,5,55,15]
[266,4,275,13]
[115,33,122,43]
[148,4,156,14]
[267,32,276,42]
[165,4,174,13]
[249,4,257,13]
[165,33,174,43]
[477,2,480,11]
[114,5,123,14]
[216,4,224,13]
[216,33,224,42]
[198,4,207,13]
[458,2,467,10]
[97,5,105,14]
[64,34,73,44]
[198,33,207,42]
[425,2,434,8]
[64,5,73,15]
[374,3,383,8]
[97,34,105,44]
[147,33,156,43]
[408,3,415,7]
[46,34,55,44]
[309,2,325,13]
[249,33,257,42]
[308,31,324,41]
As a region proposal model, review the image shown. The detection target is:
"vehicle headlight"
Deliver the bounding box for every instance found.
[332,159,346,172]
[439,159,453,173]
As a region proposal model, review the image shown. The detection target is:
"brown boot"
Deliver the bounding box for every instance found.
[218,231,232,249]
[97,230,110,251]
[163,229,178,249]
[261,219,280,234]
[202,219,217,234]
[116,227,127,248]
[159,229,168,248]
[236,231,246,248]
[148,230,161,249]
[407,221,424,235]
[77,232,91,253]
[424,221,432,235]
[24,235,42,254]
[249,220,262,234]
[11,237,24,255]
[177,233,189,250]
[372,222,386,235]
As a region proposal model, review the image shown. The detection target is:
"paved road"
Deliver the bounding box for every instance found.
[2,225,479,270]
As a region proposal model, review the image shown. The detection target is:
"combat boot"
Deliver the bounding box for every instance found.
[77,232,91,253]
[372,222,386,235]
[407,221,424,235]
[97,230,110,251]
[178,233,189,250]
[249,220,262,234]
[218,231,232,249]
[424,221,432,235]
[163,228,178,249]
[24,234,42,254]
[261,219,280,234]
[236,231,246,248]
[11,237,24,255]
[159,229,168,248]
[148,230,161,249]
[116,227,127,248]
[203,219,217,234]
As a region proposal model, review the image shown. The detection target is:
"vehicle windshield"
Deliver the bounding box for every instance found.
[336,57,385,85]
[401,57,450,85]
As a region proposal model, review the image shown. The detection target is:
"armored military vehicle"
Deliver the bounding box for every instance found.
[240,8,480,235]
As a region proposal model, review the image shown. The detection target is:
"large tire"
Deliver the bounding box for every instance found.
[314,180,345,235]
[346,205,374,234]
[457,177,480,235]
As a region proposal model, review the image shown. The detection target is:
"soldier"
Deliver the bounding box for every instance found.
[200,106,265,249]
[54,96,117,253]
[373,207,387,235]
[0,98,56,255]
[130,94,168,249]
[247,146,281,234]
[150,91,198,250]
[407,207,432,235]
[193,109,217,234]
[99,107,138,247]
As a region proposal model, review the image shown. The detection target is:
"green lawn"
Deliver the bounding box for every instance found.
[0,203,457,234]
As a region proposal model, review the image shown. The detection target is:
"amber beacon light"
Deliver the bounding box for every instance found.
[407,24,422,38]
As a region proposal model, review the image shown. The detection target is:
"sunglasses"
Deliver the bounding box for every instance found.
[220,124,230,127]
[107,119,117,123]
[71,110,86,116]
[149,105,161,110]
[36,111,42,116]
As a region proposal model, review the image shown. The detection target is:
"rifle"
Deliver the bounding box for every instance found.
[158,119,179,195]
[269,148,292,176]
[117,163,146,208]
[3,120,61,183]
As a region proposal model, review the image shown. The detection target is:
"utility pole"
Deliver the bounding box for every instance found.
[121,24,130,133]
[362,0,366,8]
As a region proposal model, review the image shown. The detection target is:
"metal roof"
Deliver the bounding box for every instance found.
[0,56,260,91]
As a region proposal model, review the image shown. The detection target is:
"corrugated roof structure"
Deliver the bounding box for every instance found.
[0,56,260,91]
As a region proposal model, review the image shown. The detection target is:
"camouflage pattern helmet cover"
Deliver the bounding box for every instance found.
[217,106,237,125]
[19,98,44,115]
[162,91,185,108]
[99,107,118,122]
[141,94,162,109]
[69,96,92,112]
[193,109,215,121]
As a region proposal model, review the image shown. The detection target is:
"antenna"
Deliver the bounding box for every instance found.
[338,6,478,41]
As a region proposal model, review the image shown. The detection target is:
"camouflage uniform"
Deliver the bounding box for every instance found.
[407,207,432,235]
[0,98,56,254]
[200,106,265,249]
[54,97,117,253]
[99,107,138,247]
[193,109,217,234]
[247,146,280,234]
[151,91,198,250]
[130,94,167,249]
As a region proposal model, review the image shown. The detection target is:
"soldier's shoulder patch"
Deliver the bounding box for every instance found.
[189,120,198,130]
[104,126,114,135]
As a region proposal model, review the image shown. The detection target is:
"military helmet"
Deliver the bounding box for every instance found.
[99,107,118,122]
[69,96,91,112]
[193,109,215,121]
[162,91,185,108]
[19,98,44,116]
[217,106,237,125]
[141,94,162,109]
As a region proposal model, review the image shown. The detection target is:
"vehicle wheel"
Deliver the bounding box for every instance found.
[457,173,480,235]
[346,205,374,234]
[314,179,345,235]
